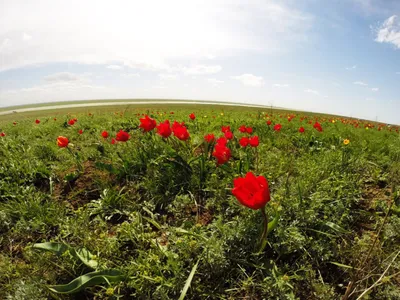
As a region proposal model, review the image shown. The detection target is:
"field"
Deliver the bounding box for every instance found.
[0,104,400,299]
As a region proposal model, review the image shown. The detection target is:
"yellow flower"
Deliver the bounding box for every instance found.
[220,112,224,116]
[105,288,114,296]
[343,139,350,145]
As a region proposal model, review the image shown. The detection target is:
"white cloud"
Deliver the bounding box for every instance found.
[158,73,178,80]
[345,65,357,70]
[371,87,379,91]
[273,83,289,88]
[181,65,222,75]
[374,15,400,48]
[207,78,224,86]
[22,32,32,41]
[0,0,312,72]
[44,72,83,82]
[304,89,320,95]
[121,73,140,78]
[106,65,123,70]
[232,74,265,87]
[353,81,368,86]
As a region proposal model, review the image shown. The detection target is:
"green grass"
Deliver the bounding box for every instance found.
[0,105,399,299]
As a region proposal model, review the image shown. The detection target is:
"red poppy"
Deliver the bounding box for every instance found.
[313,122,323,132]
[172,121,185,131]
[0,132,5,137]
[173,124,190,141]
[246,127,253,134]
[139,115,157,132]
[273,124,282,132]
[299,127,305,133]
[73,118,78,122]
[13,122,17,126]
[249,136,259,147]
[239,125,246,133]
[68,119,75,126]
[111,138,116,144]
[224,131,234,140]
[54,118,57,121]
[267,120,272,126]
[204,134,215,143]
[239,137,249,147]
[189,113,196,120]
[212,143,231,165]
[35,119,40,124]
[116,130,130,142]
[101,131,109,138]
[221,125,231,133]
[57,136,69,148]
[78,129,83,135]
[157,120,172,138]
[216,137,228,146]
[232,172,270,210]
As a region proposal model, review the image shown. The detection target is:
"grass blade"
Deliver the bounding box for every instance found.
[178,259,200,300]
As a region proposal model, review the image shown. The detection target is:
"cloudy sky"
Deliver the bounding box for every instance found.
[1,0,400,124]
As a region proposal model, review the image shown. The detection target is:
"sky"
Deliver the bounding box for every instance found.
[1,0,400,124]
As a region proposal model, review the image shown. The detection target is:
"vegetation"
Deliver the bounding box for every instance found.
[0,105,399,299]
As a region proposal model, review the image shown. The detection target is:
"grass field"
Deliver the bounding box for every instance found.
[0,104,399,299]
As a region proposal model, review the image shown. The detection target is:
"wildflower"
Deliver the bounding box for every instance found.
[299,127,305,133]
[213,143,231,165]
[116,130,130,142]
[221,125,231,133]
[343,139,350,145]
[204,134,215,143]
[224,131,234,140]
[57,136,69,148]
[111,138,116,144]
[78,129,83,135]
[173,124,190,141]
[35,119,40,124]
[68,119,75,126]
[189,113,196,120]
[216,137,228,146]
[139,115,157,132]
[313,122,323,132]
[101,131,109,138]
[249,136,259,147]
[246,127,253,134]
[157,120,172,138]
[273,124,282,132]
[239,125,246,133]
[13,122,17,125]
[232,172,270,210]
[0,132,5,137]
[239,137,249,147]
[267,120,272,126]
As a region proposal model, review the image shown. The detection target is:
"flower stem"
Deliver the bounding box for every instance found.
[258,206,269,253]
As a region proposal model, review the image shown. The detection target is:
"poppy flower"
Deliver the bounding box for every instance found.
[13,122,17,126]
[216,137,228,146]
[54,118,57,121]
[224,131,234,140]
[239,125,246,133]
[189,113,196,120]
[266,120,272,126]
[173,124,190,141]
[157,120,172,138]
[232,172,270,210]
[139,115,157,132]
[299,127,305,133]
[239,137,249,147]
[273,124,282,132]
[313,122,323,132]
[221,125,231,133]
[116,130,130,142]
[68,119,75,126]
[57,136,69,148]
[212,143,231,165]
[78,129,83,135]
[249,136,259,147]
[172,121,185,131]
[246,127,253,134]
[0,132,5,137]
[204,134,215,143]
[35,119,40,124]
[101,131,109,138]
[111,138,116,144]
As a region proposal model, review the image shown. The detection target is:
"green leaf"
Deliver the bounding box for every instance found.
[48,269,125,294]
[33,242,98,269]
[325,221,350,234]
[178,259,200,300]
[267,211,281,235]
[329,261,359,270]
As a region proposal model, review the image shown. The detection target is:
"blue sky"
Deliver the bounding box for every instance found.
[1,0,400,124]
